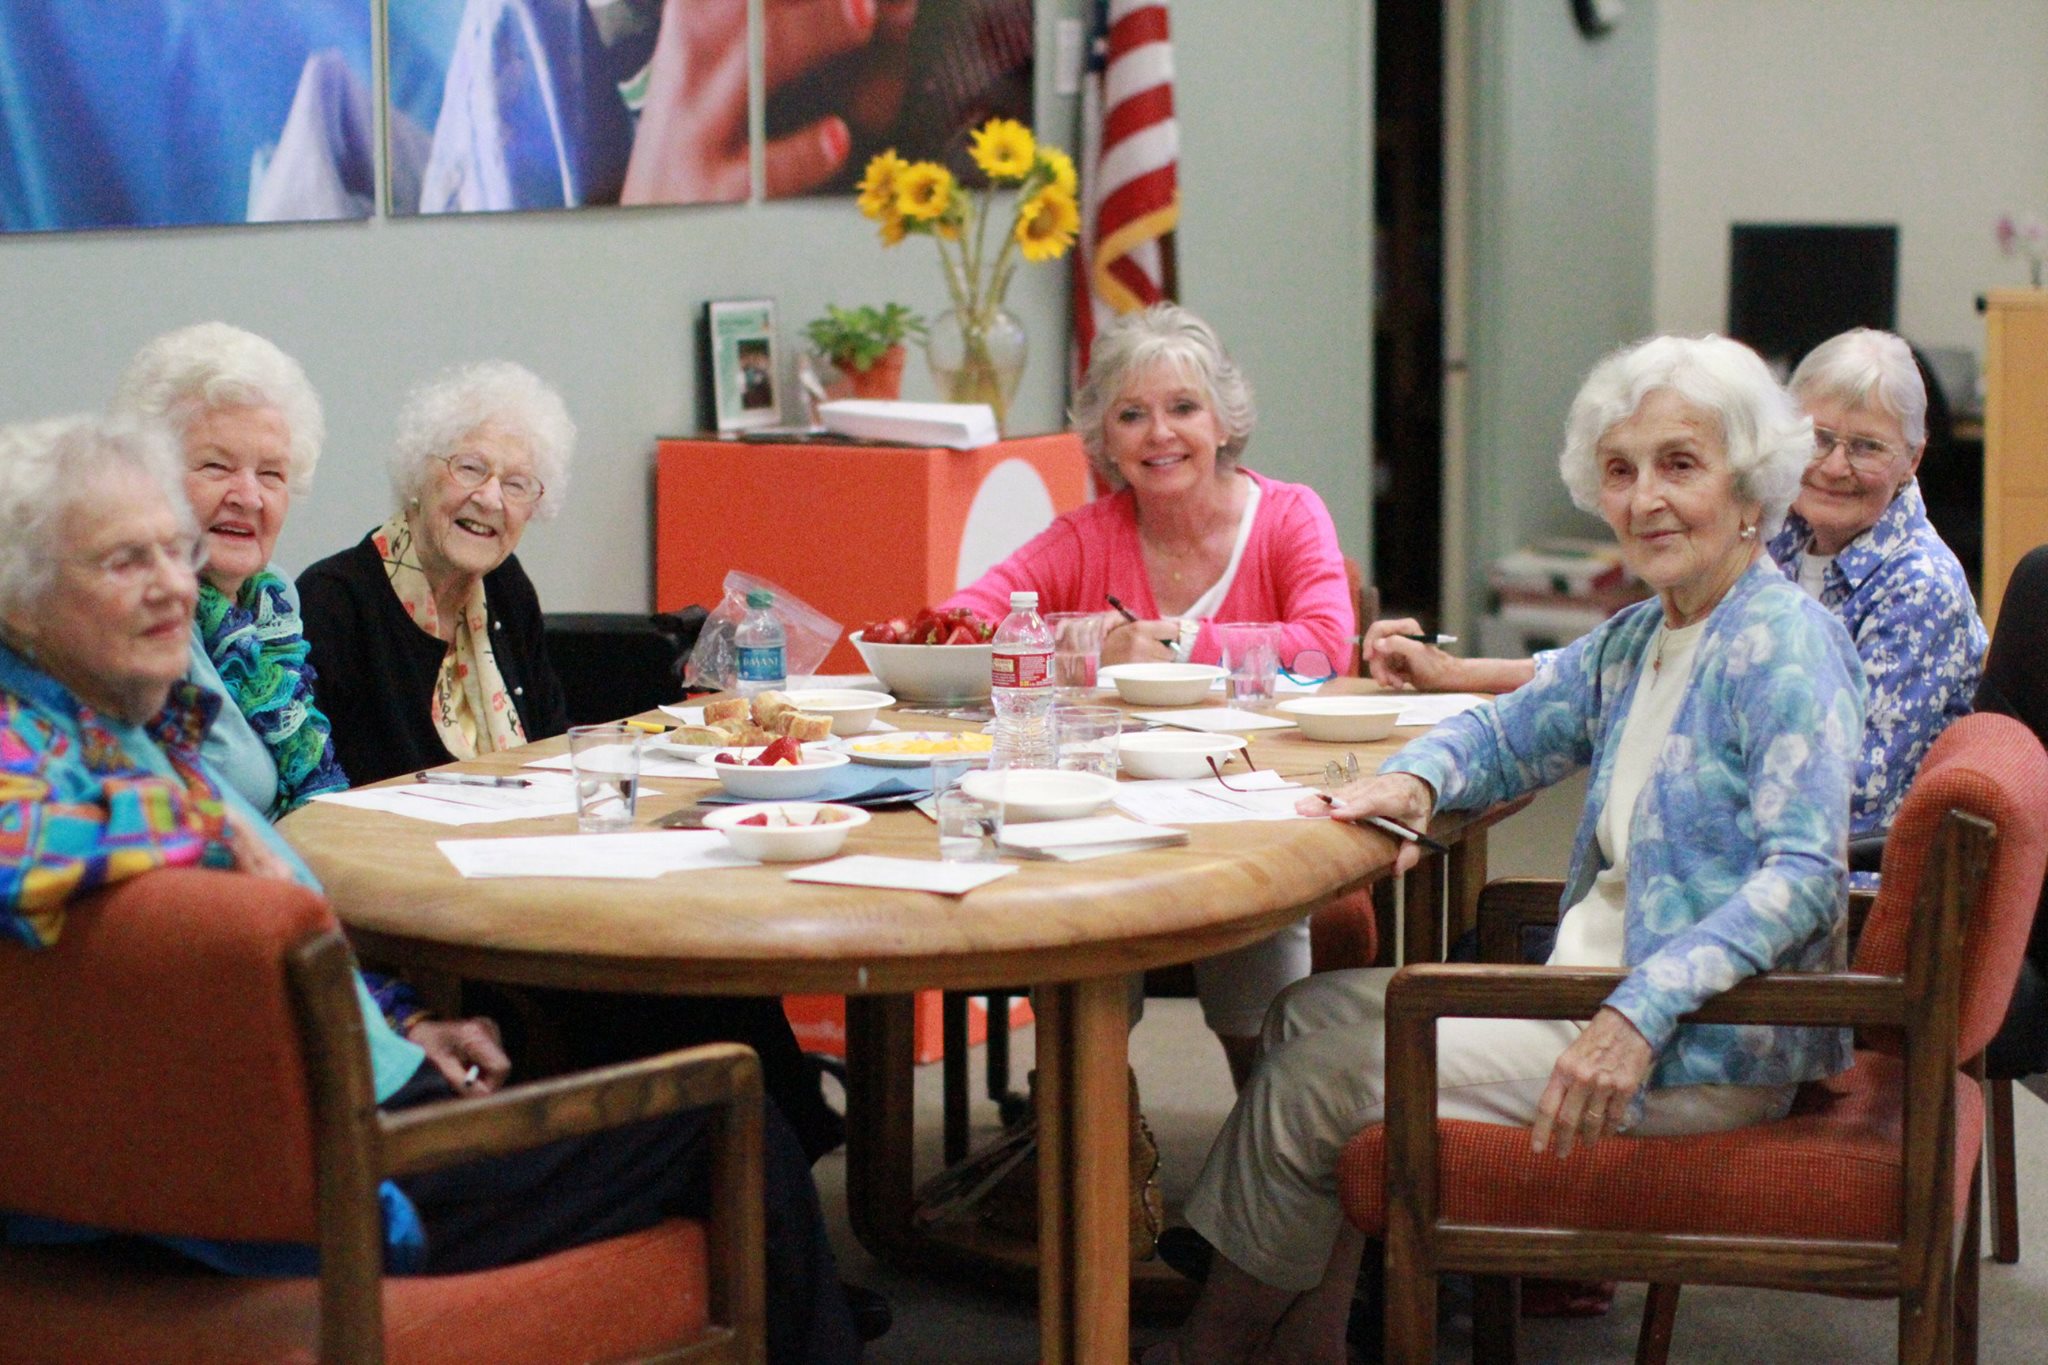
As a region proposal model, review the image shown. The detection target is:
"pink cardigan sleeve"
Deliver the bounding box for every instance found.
[942,512,1098,623]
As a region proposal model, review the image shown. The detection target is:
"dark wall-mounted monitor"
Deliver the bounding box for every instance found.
[1727,224,1899,375]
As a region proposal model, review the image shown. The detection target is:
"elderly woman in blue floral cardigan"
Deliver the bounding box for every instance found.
[1149,335,1866,1364]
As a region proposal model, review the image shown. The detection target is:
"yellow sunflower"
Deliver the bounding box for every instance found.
[895,161,955,221]
[969,118,1037,181]
[857,150,907,220]
[1039,147,1077,197]
[1014,186,1080,262]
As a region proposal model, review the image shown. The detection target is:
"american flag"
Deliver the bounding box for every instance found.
[1073,0,1180,377]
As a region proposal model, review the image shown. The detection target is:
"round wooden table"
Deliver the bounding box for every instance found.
[280,694,1502,1364]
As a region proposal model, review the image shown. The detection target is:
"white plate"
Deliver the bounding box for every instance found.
[960,768,1119,822]
[647,738,724,762]
[844,731,996,768]
[1117,730,1250,780]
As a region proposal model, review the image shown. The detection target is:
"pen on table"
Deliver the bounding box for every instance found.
[1315,792,1450,853]
[1398,633,1459,646]
[623,718,667,733]
[415,771,531,789]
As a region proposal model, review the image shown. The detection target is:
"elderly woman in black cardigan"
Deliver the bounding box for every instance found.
[298,361,848,1163]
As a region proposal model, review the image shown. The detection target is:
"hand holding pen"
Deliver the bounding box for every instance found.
[1104,594,1187,663]
[1361,617,1468,693]
[1295,770,1443,871]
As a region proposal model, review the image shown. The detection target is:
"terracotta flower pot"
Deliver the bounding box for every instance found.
[824,344,907,401]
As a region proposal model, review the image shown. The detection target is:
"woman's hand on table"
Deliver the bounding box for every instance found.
[1101,616,1179,665]
[1530,1006,1652,1159]
[1297,771,1437,874]
[408,1016,512,1096]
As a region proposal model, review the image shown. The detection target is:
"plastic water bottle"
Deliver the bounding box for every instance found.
[735,588,787,697]
[990,590,1055,769]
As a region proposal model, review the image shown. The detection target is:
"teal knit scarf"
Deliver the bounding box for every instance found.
[196,570,348,813]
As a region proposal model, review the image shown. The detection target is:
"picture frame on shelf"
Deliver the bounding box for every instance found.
[702,299,782,431]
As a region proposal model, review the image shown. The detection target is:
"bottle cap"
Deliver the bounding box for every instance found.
[746,589,774,610]
[1009,591,1038,611]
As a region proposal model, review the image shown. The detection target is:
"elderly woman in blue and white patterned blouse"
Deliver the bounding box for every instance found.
[1148,335,1865,1364]
[1368,327,1981,855]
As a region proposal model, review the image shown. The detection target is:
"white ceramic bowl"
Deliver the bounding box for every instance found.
[699,747,850,800]
[1099,662,1225,707]
[781,688,897,737]
[959,768,1119,822]
[701,802,869,862]
[851,633,993,704]
[1275,696,1407,743]
[1116,730,1249,780]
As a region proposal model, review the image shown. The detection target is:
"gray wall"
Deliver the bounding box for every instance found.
[1462,0,1659,622]
[0,2,1375,615]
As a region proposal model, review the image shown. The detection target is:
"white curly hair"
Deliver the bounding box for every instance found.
[112,322,325,493]
[388,361,575,519]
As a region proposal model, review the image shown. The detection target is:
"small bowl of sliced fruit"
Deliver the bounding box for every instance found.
[698,736,850,799]
[701,802,870,862]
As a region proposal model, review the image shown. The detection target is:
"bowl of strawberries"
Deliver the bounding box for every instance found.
[698,737,849,799]
[851,606,996,704]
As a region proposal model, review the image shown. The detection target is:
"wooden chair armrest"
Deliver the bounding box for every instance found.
[1475,879,1567,963]
[377,1042,762,1178]
[1384,962,1907,1033]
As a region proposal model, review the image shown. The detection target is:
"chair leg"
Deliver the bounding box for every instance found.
[1958,1157,1982,1365]
[1471,1275,1518,1365]
[941,992,969,1164]
[1636,1283,1680,1365]
[1989,1076,2020,1264]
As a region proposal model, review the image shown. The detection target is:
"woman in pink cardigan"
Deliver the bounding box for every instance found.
[946,304,1355,1087]
[946,308,1352,673]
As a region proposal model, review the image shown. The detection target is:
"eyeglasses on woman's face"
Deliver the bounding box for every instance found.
[439,451,544,505]
[1811,426,1903,476]
[68,532,208,589]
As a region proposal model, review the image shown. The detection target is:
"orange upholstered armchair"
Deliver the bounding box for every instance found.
[0,867,765,1364]
[1335,711,2048,1365]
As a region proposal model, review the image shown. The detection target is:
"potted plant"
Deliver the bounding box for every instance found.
[804,303,926,401]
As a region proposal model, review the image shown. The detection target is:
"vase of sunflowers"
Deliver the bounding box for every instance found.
[858,118,1079,433]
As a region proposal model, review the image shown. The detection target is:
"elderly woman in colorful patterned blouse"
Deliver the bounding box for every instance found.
[1367,327,1983,851]
[1147,335,1865,1364]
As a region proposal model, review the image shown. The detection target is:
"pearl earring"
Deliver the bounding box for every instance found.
[1740,524,1756,540]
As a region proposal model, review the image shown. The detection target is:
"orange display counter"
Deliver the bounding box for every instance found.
[654,433,1091,673]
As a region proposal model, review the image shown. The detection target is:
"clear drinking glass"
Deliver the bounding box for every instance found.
[1046,611,1107,698]
[1052,704,1122,779]
[1218,620,1284,706]
[936,788,1002,862]
[567,724,642,832]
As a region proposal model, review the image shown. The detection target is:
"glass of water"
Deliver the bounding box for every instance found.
[936,788,1002,862]
[1053,704,1122,779]
[568,724,642,832]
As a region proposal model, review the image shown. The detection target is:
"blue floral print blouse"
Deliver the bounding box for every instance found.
[1766,480,1985,838]
[1384,560,1865,1091]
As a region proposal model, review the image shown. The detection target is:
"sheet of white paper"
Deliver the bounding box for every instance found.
[438,831,751,879]
[1129,707,1298,733]
[311,773,582,825]
[998,814,1185,853]
[1395,693,1490,727]
[524,747,715,780]
[1113,770,1312,824]
[782,855,1017,895]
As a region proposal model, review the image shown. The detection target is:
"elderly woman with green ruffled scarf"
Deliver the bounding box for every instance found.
[112,323,347,819]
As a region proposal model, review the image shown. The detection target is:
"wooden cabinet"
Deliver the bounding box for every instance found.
[654,433,1090,672]
[1983,290,2048,631]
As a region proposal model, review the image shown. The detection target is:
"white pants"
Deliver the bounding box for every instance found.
[1193,916,1313,1037]
[1183,967,1795,1293]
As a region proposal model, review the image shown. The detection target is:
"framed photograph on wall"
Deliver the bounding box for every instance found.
[702,299,782,431]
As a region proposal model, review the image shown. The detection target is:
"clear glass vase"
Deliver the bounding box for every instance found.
[925,306,1028,434]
